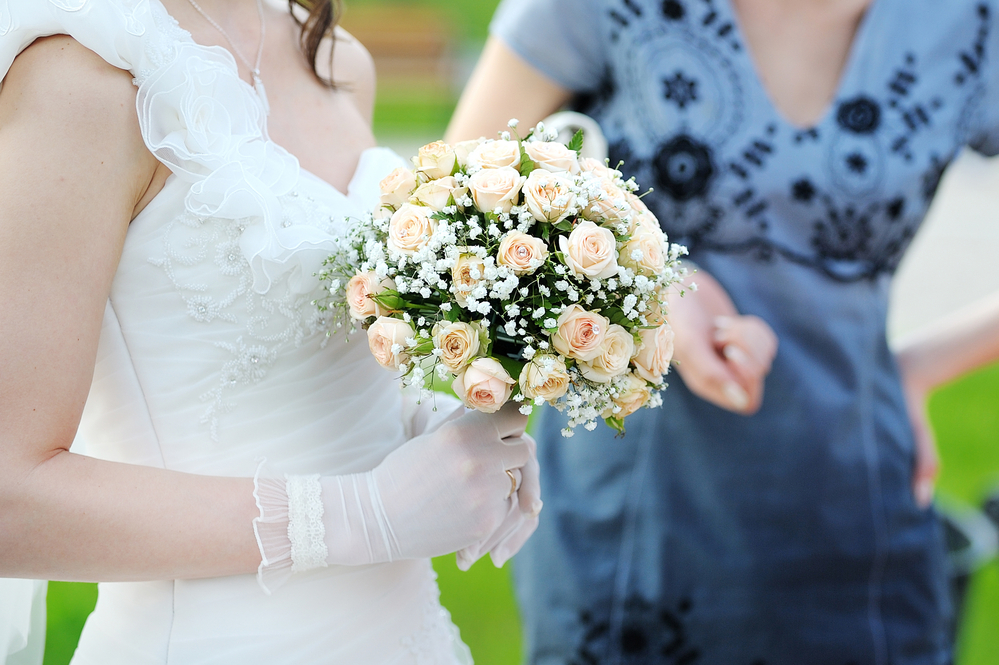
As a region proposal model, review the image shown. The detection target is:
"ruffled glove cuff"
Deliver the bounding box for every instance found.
[252,462,329,594]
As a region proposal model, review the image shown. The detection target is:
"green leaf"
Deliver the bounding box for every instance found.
[604,416,626,436]
[496,355,526,382]
[567,129,584,155]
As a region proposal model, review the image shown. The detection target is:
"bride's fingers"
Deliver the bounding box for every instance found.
[456,501,521,570]
[489,515,539,568]
[516,436,542,517]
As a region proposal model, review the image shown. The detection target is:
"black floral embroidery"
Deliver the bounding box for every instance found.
[836,96,882,134]
[662,0,685,21]
[570,596,700,665]
[792,178,817,203]
[654,135,716,201]
[663,71,698,109]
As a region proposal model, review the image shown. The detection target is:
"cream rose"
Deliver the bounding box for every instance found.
[579,157,616,180]
[525,141,580,174]
[454,138,486,167]
[522,169,576,223]
[519,355,570,402]
[558,220,619,280]
[451,251,486,305]
[387,204,437,256]
[551,304,609,362]
[578,324,636,383]
[412,140,457,179]
[452,357,516,413]
[433,321,482,373]
[466,140,522,169]
[632,323,675,384]
[346,271,395,320]
[583,176,630,225]
[619,227,666,275]
[467,166,525,214]
[379,167,418,208]
[497,230,549,275]
[366,316,415,370]
[603,372,652,419]
[411,176,467,211]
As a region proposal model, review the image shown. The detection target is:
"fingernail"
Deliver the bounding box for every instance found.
[530,500,544,518]
[915,480,934,508]
[723,382,749,410]
[723,344,750,367]
[714,316,733,330]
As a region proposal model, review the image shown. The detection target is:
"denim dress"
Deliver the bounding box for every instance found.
[491,0,999,663]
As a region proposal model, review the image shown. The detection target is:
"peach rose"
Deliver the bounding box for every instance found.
[467,166,525,214]
[379,167,418,208]
[602,372,652,419]
[522,169,576,223]
[551,304,609,362]
[367,316,415,370]
[452,357,516,413]
[519,355,570,402]
[433,321,482,373]
[412,140,457,179]
[578,324,635,383]
[579,157,616,179]
[558,220,619,280]
[467,140,522,170]
[454,138,486,168]
[583,176,630,225]
[346,271,395,320]
[525,141,580,174]
[632,323,675,384]
[411,176,467,211]
[619,227,666,276]
[497,230,549,275]
[387,203,437,255]
[451,251,486,306]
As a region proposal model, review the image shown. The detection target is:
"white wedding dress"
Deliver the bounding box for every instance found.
[0,1,473,663]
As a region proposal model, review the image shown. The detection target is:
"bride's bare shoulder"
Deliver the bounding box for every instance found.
[3,35,138,115]
[0,35,161,214]
[328,26,376,119]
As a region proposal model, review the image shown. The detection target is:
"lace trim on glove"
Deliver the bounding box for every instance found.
[252,459,292,595]
[287,474,328,573]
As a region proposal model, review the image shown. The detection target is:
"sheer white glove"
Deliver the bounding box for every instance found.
[403,390,543,570]
[455,431,542,571]
[254,403,532,593]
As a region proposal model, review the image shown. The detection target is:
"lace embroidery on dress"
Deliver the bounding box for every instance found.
[149,198,337,439]
[286,474,328,573]
[402,567,474,665]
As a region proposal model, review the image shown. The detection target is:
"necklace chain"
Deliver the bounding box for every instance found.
[186,0,266,83]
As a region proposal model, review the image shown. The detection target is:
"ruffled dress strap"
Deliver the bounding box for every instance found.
[0,0,332,296]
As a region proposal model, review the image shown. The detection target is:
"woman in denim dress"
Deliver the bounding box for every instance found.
[447,0,999,662]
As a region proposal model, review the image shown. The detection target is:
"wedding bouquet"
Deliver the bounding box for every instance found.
[317,121,687,436]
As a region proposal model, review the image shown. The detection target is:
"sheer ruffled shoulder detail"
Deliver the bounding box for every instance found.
[0,0,360,296]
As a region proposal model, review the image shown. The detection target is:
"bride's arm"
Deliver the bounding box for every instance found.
[0,36,263,582]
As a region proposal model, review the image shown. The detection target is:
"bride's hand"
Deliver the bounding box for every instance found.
[455,430,542,571]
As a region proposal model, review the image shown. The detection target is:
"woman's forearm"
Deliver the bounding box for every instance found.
[895,290,999,393]
[0,451,260,582]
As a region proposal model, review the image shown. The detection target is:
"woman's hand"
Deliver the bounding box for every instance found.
[669,269,778,414]
[897,366,938,509]
[894,290,999,508]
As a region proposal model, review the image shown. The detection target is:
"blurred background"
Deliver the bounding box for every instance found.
[39,0,999,663]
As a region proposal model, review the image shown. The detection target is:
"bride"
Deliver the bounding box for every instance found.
[0,0,542,662]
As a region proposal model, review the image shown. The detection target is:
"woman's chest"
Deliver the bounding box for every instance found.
[582,0,994,281]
